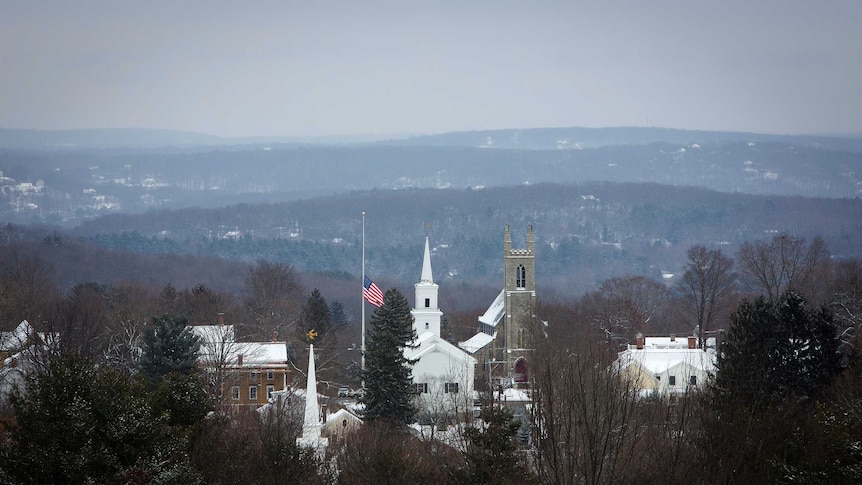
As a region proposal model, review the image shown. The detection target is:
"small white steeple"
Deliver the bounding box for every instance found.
[297,343,328,451]
[412,236,443,337]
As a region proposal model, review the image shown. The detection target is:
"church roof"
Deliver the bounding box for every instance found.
[406,331,477,365]
[459,331,495,354]
[478,289,506,328]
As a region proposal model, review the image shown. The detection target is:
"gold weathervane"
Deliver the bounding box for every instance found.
[307,329,318,340]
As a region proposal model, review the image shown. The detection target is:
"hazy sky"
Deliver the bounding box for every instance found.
[2,1,860,138]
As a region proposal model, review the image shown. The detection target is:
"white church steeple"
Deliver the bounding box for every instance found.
[297,342,328,452]
[411,237,443,337]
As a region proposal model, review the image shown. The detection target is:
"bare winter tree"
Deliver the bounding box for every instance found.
[55,283,112,360]
[736,234,828,302]
[0,250,59,330]
[828,258,862,357]
[531,329,650,485]
[242,261,304,340]
[582,275,669,346]
[676,245,737,347]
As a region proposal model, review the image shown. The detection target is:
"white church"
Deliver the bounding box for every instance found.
[405,237,477,421]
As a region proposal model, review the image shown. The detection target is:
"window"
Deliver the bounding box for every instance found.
[249,386,258,401]
[689,375,697,386]
[266,385,275,399]
[250,371,259,381]
[266,371,274,380]
[668,375,676,386]
[425,298,430,308]
[425,322,429,329]
[444,382,459,393]
[231,386,240,400]
[414,383,428,394]
[516,264,526,289]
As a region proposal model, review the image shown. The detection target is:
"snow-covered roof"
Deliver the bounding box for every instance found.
[1,320,33,351]
[190,324,235,343]
[199,341,287,366]
[478,289,506,328]
[616,347,716,375]
[459,332,495,354]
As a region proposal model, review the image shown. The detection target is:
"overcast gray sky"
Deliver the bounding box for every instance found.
[1,0,860,138]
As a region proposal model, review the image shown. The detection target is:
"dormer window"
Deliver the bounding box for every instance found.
[516,264,526,289]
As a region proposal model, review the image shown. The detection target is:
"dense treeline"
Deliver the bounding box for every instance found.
[1,231,861,483]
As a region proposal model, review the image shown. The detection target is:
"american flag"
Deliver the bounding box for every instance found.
[363,275,385,308]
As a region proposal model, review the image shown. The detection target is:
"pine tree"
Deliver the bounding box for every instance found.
[329,300,350,329]
[138,314,201,382]
[712,290,841,407]
[297,289,333,344]
[703,291,843,482]
[359,288,417,426]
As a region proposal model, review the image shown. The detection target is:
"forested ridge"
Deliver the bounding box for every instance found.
[68,182,862,295]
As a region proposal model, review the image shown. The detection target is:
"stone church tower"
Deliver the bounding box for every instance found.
[503,224,537,383]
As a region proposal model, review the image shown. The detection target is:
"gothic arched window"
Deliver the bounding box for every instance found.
[516,264,526,289]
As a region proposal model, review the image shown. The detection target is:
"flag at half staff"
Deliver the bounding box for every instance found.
[363,276,385,308]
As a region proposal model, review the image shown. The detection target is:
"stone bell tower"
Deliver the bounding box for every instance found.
[503,224,537,383]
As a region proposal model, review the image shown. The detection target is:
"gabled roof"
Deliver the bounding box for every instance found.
[405,331,477,365]
[321,408,363,432]
[478,289,506,328]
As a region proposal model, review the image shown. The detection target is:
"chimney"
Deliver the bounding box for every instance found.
[321,403,328,423]
[272,330,278,342]
[688,336,697,349]
[237,354,243,366]
[218,312,225,326]
[635,333,645,349]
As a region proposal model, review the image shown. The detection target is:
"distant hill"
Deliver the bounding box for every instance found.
[378,126,862,153]
[0,128,401,150]
[68,182,862,297]
[2,126,861,227]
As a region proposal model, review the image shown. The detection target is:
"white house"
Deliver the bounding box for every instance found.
[614,335,717,398]
[406,237,477,421]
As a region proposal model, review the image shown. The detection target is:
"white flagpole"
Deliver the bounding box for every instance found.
[361,211,366,385]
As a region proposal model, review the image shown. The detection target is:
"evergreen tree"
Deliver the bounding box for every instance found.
[329,300,350,329]
[138,314,201,382]
[1,354,201,483]
[712,290,841,407]
[458,406,537,484]
[297,288,333,345]
[703,291,843,483]
[359,288,417,426]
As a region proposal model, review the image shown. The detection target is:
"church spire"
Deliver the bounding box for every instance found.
[420,236,433,283]
[301,343,321,442]
[297,342,328,454]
